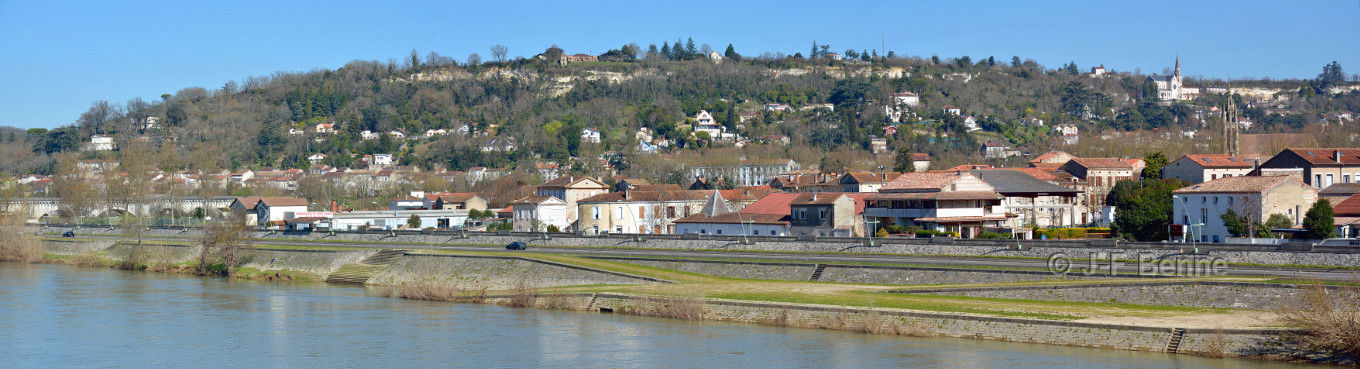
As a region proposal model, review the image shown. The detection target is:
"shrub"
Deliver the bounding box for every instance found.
[875,228,889,237]
[885,225,905,234]
[546,225,561,233]
[1274,283,1360,360]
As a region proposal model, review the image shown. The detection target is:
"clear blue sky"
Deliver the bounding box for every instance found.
[2,0,1357,129]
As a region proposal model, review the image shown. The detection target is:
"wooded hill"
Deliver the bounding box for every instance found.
[6,44,1358,180]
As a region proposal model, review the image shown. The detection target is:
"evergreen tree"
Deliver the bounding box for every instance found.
[1011,56,1022,68]
[810,41,819,58]
[723,44,739,60]
[660,42,671,59]
[893,147,917,172]
[1303,199,1335,239]
[1141,151,1168,179]
[684,37,697,58]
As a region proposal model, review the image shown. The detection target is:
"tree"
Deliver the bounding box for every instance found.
[723,44,739,60]
[893,147,917,172]
[1221,209,1248,237]
[489,44,509,63]
[1108,179,1181,241]
[466,53,481,66]
[1315,61,1346,91]
[1264,213,1293,233]
[1142,151,1168,179]
[407,214,422,229]
[1302,199,1335,239]
[409,49,421,69]
[199,216,253,277]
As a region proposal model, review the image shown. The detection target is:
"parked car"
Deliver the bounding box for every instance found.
[505,241,527,250]
[62,231,75,237]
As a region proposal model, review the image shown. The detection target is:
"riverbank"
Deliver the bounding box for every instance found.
[25,236,1346,365]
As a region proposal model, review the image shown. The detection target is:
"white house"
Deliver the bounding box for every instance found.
[581,128,602,143]
[1171,176,1317,243]
[1162,154,1255,184]
[511,196,570,232]
[890,92,920,107]
[367,154,394,167]
[231,196,310,227]
[86,135,115,151]
[308,153,327,165]
[707,50,724,63]
[330,209,469,230]
[360,130,379,140]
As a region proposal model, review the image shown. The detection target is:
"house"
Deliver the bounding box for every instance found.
[890,92,920,107]
[537,176,611,225]
[692,110,726,139]
[575,190,714,234]
[1054,124,1079,144]
[428,192,488,211]
[1029,151,1076,168]
[367,154,394,168]
[559,53,598,65]
[691,159,801,187]
[360,130,379,140]
[480,137,518,152]
[763,103,792,112]
[942,105,962,116]
[707,50,724,62]
[387,130,407,140]
[228,170,254,184]
[330,209,469,230]
[788,193,868,237]
[315,124,336,134]
[581,128,601,143]
[1171,176,1317,243]
[511,196,569,232]
[1253,148,1360,189]
[288,128,305,135]
[863,172,1011,238]
[85,135,115,151]
[1320,183,1360,203]
[972,169,1083,230]
[1061,158,1135,224]
[389,195,427,210]
[767,172,840,193]
[870,137,889,154]
[308,153,327,165]
[1088,65,1108,77]
[962,116,980,131]
[983,142,1019,159]
[839,172,902,193]
[535,162,562,181]
[423,129,448,138]
[1162,154,1255,184]
[231,196,309,227]
[1332,194,1360,238]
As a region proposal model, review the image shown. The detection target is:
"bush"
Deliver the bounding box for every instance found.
[875,228,889,237]
[976,231,1012,239]
[885,225,905,234]
[914,229,951,237]
[1275,283,1360,360]
[546,225,561,233]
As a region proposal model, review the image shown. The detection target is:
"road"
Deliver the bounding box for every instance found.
[66,233,1360,282]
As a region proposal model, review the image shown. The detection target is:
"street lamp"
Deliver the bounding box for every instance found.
[866,219,880,247]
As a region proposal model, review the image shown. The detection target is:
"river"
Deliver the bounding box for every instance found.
[0,263,1328,368]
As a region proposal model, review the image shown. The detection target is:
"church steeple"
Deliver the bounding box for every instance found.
[1174,55,1181,77]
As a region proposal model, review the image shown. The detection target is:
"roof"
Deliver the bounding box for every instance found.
[790,193,847,205]
[697,190,734,217]
[1283,148,1360,166]
[1172,175,1303,194]
[1320,183,1360,197]
[868,191,1003,201]
[258,197,309,207]
[880,172,966,192]
[429,192,481,203]
[539,176,608,189]
[841,172,902,184]
[577,190,710,203]
[1334,194,1360,216]
[673,212,789,225]
[737,193,801,215]
[971,169,1081,195]
[1067,158,1133,170]
[510,196,562,205]
[1180,154,1253,169]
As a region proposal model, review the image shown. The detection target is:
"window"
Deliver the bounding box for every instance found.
[667,206,676,218]
[592,207,600,220]
[1325,174,1335,188]
[769,230,777,235]
[1316,174,1324,187]
[616,206,623,219]
[1200,208,1208,224]
[1213,196,1218,205]
[638,207,645,219]
[1346,175,1353,183]
[716,229,723,235]
[753,230,758,235]
[1228,197,1234,206]
[818,210,827,220]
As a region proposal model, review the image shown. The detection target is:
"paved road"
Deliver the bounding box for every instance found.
[67,233,1360,282]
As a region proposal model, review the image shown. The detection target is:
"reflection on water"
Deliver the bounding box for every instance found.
[0,263,1326,368]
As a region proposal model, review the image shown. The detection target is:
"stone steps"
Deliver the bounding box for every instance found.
[1164,327,1186,353]
[325,249,405,284]
[808,264,827,281]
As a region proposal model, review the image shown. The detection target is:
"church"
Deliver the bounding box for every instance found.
[1147,57,1201,101]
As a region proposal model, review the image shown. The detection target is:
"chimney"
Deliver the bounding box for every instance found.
[1336,150,1343,163]
[811,193,818,202]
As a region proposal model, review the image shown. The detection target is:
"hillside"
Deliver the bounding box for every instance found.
[6,48,1358,182]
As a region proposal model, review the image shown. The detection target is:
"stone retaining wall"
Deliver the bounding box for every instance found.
[367,254,654,289]
[48,227,1360,268]
[905,281,1355,310]
[589,256,1094,285]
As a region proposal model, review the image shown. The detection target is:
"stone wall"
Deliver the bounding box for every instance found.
[48,226,1360,268]
[591,256,1096,285]
[905,281,1352,309]
[585,293,1286,357]
[366,254,652,289]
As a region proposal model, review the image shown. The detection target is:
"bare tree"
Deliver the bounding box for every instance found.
[199,216,254,277]
[490,44,509,63]
[466,53,482,66]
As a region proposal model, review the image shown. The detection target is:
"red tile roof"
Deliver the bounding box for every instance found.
[1284,148,1360,166]
[673,212,789,225]
[1334,194,1360,216]
[1172,175,1304,194]
[737,193,800,215]
[1181,154,1254,168]
[1068,158,1133,170]
[880,172,966,191]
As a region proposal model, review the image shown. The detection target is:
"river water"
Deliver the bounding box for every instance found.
[0,263,1328,368]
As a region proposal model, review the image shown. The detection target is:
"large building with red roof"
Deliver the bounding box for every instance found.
[1171,175,1317,243]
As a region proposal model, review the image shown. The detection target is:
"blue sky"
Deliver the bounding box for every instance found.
[1,0,1357,129]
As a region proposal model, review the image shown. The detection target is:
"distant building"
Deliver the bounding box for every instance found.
[691,160,800,187]
[581,128,601,143]
[1162,154,1254,184]
[1171,176,1316,243]
[559,53,598,65]
[511,196,569,232]
[789,193,868,237]
[85,135,115,151]
[870,137,888,154]
[1254,148,1360,189]
[1147,57,1201,101]
[707,50,724,62]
